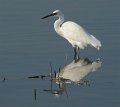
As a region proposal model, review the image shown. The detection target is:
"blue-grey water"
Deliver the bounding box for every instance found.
[0,0,120,107]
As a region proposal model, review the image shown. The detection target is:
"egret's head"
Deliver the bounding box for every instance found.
[41,10,64,19]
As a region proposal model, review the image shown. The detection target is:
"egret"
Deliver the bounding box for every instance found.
[42,10,101,59]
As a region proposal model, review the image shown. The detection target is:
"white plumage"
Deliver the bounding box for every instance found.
[42,10,101,57]
[59,21,101,50]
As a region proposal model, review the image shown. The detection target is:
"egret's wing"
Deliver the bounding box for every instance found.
[61,21,89,43]
[61,21,101,49]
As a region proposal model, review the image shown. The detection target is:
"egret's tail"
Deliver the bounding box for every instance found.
[89,35,101,50]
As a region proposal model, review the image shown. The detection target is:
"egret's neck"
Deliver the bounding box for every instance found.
[54,16,64,36]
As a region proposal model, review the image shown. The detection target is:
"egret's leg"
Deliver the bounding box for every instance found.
[74,47,77,58]
[76,47,80,59]
[74,46,79,61]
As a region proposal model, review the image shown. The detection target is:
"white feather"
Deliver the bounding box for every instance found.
[59,21,101,49]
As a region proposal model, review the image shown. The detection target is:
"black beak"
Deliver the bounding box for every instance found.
[41,13,57,19]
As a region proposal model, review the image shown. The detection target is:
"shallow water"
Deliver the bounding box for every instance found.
[0,0,120,107]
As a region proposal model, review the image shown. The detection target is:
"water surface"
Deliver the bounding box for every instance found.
[0,0,120,107]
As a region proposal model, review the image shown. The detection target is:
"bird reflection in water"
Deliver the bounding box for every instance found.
[43,57,101,97]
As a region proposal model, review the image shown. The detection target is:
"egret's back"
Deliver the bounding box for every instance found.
[61,21,101,49]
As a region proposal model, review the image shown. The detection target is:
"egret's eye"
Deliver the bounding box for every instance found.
[53,12,57,15]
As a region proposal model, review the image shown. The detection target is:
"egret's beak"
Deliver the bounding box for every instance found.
[41,13,57,19]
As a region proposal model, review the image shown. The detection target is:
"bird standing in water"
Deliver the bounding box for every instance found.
[42,10,101,59]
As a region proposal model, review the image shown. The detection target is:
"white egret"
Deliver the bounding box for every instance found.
[42,10,101,58]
